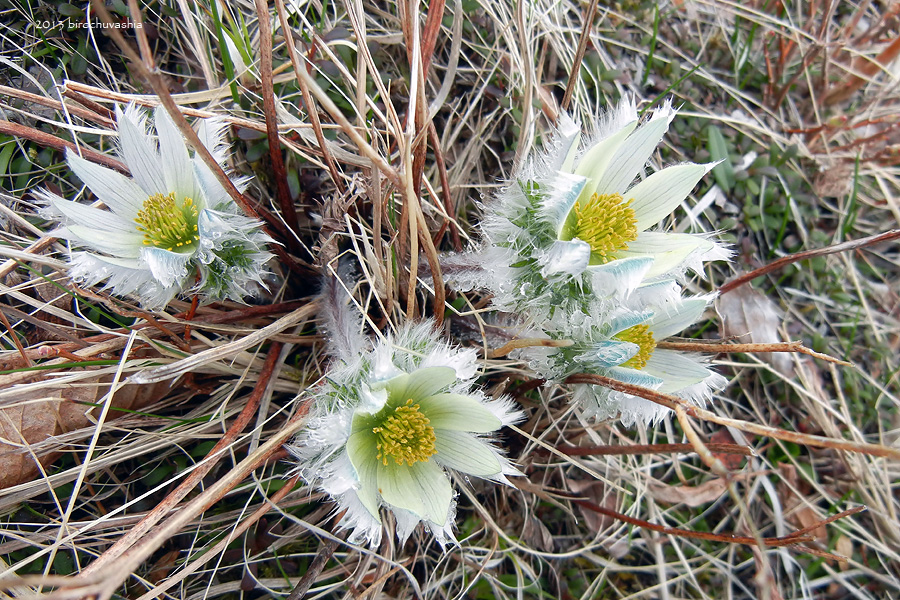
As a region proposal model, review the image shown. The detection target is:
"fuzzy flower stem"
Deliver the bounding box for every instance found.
[564,373,900,459]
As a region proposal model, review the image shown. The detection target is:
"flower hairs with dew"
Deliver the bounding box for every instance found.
[288,276,522,548]
[39,104,274,309]
[444,96,731,323]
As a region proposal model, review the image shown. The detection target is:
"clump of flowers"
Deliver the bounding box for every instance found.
[288,277,521,547]
[442,97,731,425]
[444,97,730,323]
[40,104,273,309]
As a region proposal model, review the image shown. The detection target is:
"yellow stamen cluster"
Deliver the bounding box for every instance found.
[614,324,656,370]
[571,193,638,263]
[135,192,200,251]
[373,399,437,466]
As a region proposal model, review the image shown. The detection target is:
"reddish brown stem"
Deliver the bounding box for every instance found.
[719,229,900,295]
[0,119,127,173]
[254,0,301,250]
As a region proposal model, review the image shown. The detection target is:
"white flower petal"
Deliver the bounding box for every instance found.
[593,101,676,196]
[65,225,143,257]
[628,162,716,230]
[140,246,193,287]
[643,349,714,394]
[650,296,711,339]
[433,431,502,477]
[66,151,146,219]
[377,460,452,524]
[417,393,502,432]
[154,106,200,202]
[116,105,167,197]
[587,255,653,296]
[346,432,382,519]
[540,239,591,277]
[49,198,136,234]
[618,232,724,279]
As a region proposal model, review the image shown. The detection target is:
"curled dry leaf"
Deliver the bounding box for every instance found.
[0,375,170,489]
[777,463,827,541]
[717,284,794,375]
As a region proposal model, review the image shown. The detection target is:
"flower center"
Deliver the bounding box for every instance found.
[563,193,638,264]
[614,324,656,370]
[135,192,200,251]
[373,399,437,467]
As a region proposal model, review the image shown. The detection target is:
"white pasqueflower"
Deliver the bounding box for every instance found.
[524,292,726,426]
[446,96,730,322]
[288,321,521,548]
[39,104,273,309]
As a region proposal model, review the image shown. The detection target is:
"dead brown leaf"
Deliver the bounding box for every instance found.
[0,375,171,489]
[717,284,793,375]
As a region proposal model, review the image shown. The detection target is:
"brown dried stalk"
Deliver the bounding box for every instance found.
[0,119,127,172]
[718,229,900,295]
[565,373,900,460]
[487,338,574,359]
[655,340,851,366]
[254,0,300,244]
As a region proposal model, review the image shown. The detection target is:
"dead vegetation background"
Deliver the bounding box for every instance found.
[0,0,899,598]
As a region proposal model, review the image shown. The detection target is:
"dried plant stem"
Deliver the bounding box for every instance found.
[656,340,851,365]
[272,0,344,193]
[568,495,862,554]
[0,84,114,126]
[561,0,599,112]
[254,0,300,244]
[564,373,900,459]
[487,338,573,359]
[7,415,309,600]
[133,476,301,600]
[285,537,340,600]
[553,442,754,457]
[0,119,126,172]
[81,342,285,573]
[719,229,900,295]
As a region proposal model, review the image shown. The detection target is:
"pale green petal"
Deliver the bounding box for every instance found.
[67,151,146,220]
[377,460,452,523]
[433,430,502,476]
[575,121,637,202]
[117,106,166,197]
[627,163,714,230]
[650,297,710,339]
[346,431,381,519]
[617,232,715,279]
[592,104,676,196]
[644,350,711,394]
[385,367,456,404]
[417,393,501,432]
[540,239,590,276]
